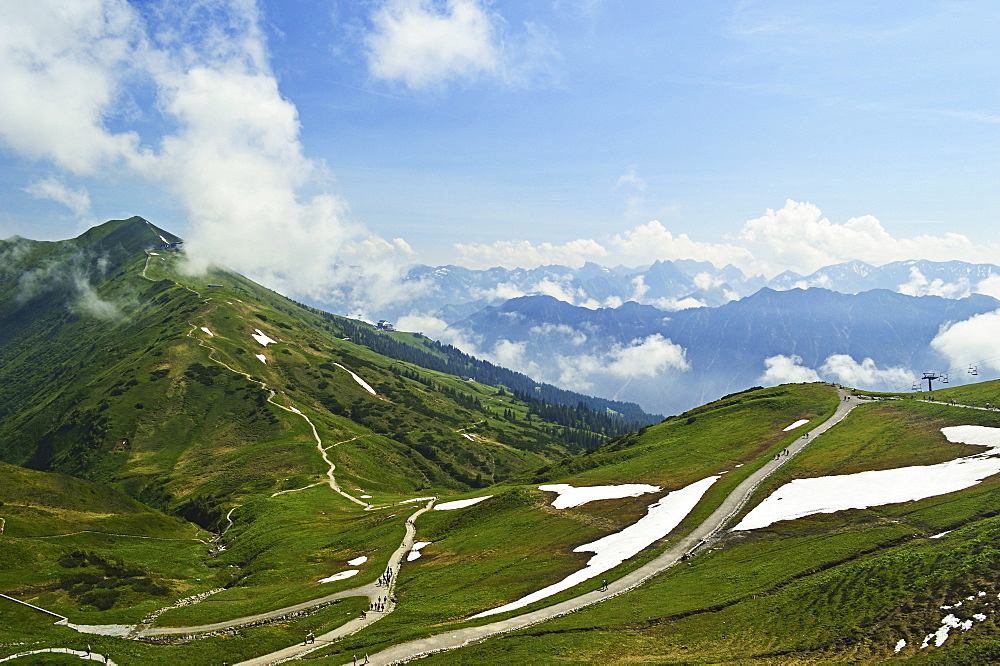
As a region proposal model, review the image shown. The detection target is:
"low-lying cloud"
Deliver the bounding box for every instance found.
[932,310,1000,373]
[758,353,915,390]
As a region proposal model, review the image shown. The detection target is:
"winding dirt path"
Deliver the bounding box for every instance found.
[353,389,861,665]
[232,499,435,666]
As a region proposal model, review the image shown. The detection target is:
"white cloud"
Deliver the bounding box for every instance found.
[648,296,707,311]
[395,314,482,355]
[932,310,1000,373]
[974,276,1000,300]
[364,0,561,90]
[24,176,92,216]
[0,0,419,314]
[897,266,970,299]
[603,334,689,378]
[455,238,609,269]
[529,323,588,346]
[0,0,145,174]
[735,199,999,277]
[611,220,754,268]
[366,0,501,89]
[819,354,915,389]
[758,354,821,386]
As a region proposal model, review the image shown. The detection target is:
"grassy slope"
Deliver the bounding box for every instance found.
[388,382,1000,664]
[0,219,660,659]
[309,384,842,661]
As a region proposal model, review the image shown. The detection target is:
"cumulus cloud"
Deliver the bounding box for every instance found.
[366,0,501,89]
[758,354,821,386]
[760,352,916,390]
[0,0,418,316]
[974,275,1000,300]
[24,176,92,216]
[932,310,1000,372]
[603,334,689,378]
[0,0,145,174]
[611,220,754,268]
[819,354,915,389]
[735,199,1000,277]
[395,313,483,355]
[364,0,561,90]
[897,266,970,298]
[515,334,689,393]
[455,238,609,269]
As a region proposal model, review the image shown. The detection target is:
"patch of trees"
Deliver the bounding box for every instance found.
[57,550,170,611]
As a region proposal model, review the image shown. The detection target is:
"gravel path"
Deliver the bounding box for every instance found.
[233,500,436,666]
[355,389,860,665]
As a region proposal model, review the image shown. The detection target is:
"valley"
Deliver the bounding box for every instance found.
[4,220,1000,664]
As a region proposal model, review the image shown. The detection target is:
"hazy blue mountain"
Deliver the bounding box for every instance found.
[453,288,1000,415]
[355,258,1000,328]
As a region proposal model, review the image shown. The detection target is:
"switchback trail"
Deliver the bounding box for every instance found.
[358,389,861,665]
[232,500,436,666]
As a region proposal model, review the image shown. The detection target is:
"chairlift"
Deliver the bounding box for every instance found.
[911,382,920,391]
[969,365,979,376]
[941,373,949,384]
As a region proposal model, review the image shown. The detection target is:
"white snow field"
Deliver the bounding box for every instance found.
[399,496,435,505]
[407,541,431,562]
[538,483,662,509]
[435,496,493,510]
[333,362,377,395]
[255,354,267,364]
[472,476,719,618]
[200,326,214,336]
[251,328,276,346]
[783,419,810,431]
[347,556,368,566]
[317,570,359,583]
[735,426,1000,531]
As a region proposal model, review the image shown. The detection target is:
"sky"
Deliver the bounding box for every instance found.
[3,0,1000,308]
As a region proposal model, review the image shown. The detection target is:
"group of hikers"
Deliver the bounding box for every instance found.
[376,567,393,587]
[369,596,389,612]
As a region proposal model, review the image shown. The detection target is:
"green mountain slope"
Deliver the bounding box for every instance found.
[0,217,661,656]
[6,218,1000,665]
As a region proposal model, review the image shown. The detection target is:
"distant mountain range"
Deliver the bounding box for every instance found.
[365,258,1000,325]
[451,288,1000,415]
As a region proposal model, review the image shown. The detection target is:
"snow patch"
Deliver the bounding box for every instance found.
[461,433,475,441]
[472,476,719,618]
[318,569,359,583]
[539,483,662,509]
[399,496,435,505]
[333,362,377,395]
[735,426,1000,530]
[894,638,906,653]
[930,531,951,539]
[436,496,493,511]
[347,556,368,566]
[783,419,810,431]
[200,326,214,336]
[407,541,431,561]
[251,328,277,346]
[255,354,267,364]
[360,494,372,499]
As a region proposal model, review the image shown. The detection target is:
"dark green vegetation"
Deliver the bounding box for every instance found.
[6,218,1000,664]
[0,218,659,661]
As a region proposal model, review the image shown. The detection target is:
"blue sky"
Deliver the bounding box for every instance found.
[3,0,1000,303]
